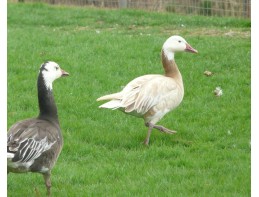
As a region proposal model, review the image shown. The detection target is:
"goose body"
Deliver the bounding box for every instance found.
[98,74,183,120]
[7,61,69,195]
[97,35,198,145]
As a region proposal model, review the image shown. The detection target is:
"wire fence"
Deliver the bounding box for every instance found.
[11,0,251,18]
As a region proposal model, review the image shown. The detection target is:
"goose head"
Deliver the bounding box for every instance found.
[162,35,198,60]
[39,61,69,89]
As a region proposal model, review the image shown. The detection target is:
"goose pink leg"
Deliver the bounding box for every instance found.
[144,123,153,145]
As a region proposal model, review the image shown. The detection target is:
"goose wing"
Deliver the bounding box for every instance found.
[98,74,181,115]
[123,75,179,114]
[7,119,59,164]
[97,75,158,108]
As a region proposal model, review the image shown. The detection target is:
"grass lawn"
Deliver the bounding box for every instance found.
[7,2,251,196]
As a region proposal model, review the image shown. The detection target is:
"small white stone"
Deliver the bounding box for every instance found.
[214,87,223,97]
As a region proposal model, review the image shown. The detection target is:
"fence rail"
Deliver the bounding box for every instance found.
[11,0,251,18]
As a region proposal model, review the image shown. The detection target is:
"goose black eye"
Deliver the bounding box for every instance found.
[55,67,59,71]
[178,40,182,43]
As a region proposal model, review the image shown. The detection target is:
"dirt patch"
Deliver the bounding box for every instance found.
[163,27,250,38]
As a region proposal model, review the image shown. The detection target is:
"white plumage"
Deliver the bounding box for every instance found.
[97,35,198,145]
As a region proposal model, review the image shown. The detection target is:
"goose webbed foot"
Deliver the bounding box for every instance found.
[144,122,177,145]
[153,125,177,134]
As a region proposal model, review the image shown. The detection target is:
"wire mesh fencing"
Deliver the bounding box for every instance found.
[11,0,251,18]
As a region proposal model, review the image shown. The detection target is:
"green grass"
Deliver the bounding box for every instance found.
[7,2,250,197]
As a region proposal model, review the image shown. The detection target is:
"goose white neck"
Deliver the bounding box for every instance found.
[162,48,175,61]
[43,77,53,91]
[41,70,54,91]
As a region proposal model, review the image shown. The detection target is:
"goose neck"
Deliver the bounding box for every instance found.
[161,49,182,82]
[37,73,58,121]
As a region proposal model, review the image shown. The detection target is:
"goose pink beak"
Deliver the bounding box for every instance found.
[185,43,198,53]
[61,69,69,77]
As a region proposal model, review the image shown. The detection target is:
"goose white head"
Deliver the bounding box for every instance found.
[40,61,69,90]
[162,35,198,60]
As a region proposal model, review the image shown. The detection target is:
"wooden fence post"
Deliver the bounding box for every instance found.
[119,0,127,8]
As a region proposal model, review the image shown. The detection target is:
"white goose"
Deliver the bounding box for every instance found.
[97,35,198,145]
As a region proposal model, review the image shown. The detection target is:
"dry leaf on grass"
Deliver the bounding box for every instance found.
[204,70,213,76]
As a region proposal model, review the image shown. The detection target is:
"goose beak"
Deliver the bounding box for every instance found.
[185,43,198,54]
[61,69,69,77]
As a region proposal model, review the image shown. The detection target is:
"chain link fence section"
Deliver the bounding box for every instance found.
[13,0,251,18]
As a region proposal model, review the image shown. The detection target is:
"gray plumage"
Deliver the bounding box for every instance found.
[7,61,69,195]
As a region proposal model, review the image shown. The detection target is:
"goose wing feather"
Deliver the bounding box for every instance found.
[126,75,178,114]
[98,74,180,115]
[7,119,59,164]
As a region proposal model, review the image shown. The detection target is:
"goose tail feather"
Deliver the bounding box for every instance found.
[96,92,122,101]
[98,100,122,110]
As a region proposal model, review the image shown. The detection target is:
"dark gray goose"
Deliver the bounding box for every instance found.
[7,61,69,195]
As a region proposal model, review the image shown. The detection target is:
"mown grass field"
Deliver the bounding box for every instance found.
[7,2,251,196]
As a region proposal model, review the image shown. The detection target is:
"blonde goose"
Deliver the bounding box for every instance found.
[97,35,198,145]
[7,61,69,195]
